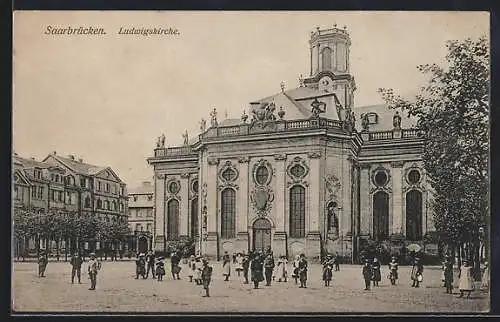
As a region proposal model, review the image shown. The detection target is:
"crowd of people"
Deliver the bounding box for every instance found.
[34,247,490,299]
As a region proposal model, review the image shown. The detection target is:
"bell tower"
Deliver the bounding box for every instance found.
[304,25,356,109]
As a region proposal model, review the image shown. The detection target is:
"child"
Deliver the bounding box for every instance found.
[201,258,213,297]
[362,259,372,291]
[235,253,244,277]
[388,256,398,285]
[188,255,196,282]
[156,256,165,281]
[194,255,203,285]
[322,254,334,287]
[458,260,474,299]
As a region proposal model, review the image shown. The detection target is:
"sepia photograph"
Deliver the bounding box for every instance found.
[12,11,490,313]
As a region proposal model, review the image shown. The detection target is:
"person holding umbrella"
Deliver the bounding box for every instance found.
[411,256,424,288]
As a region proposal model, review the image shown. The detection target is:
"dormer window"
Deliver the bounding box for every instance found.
[366,112,378,124]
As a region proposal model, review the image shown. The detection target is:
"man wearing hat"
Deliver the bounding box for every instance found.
[70,251,83,284]
[170,251,181,280]
[136,253,146,279]
[443,255,454,294]
[242,253,250,284]
[38,250,48,278]
[362,259,372,290]
[201,258,213,297]
[155,256,166,281]
[322,254,334,287]
[145,250,156,279]
[87,252,101,290]
[298,253,308,288]
[222,251,231,281]
[250,252,265,289]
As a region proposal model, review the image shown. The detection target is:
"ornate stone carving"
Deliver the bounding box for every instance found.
[372,166,391,188]
[180,172,190,179]
[310,98,326,118]
[199,118,207,132]
[182,130,189,146]
[325,174,341,201]
[249,102,277,129]
[207,157,219,166]
[252,159,273,186]
[238,156,250,163]
[219,160,239,182]
[273,154,287,161]
[390,161,404,168]
[166,178,181,197]
[250,185,274,217]
[156,173,166,179]
[393,111,402,129]
[287,156,309,182]
[307,151,322,159]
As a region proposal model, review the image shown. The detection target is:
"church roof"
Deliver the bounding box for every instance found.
[354,104,418,132]
[128,181,154,195]
[251,86,338,120]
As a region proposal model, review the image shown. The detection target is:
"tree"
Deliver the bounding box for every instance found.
[379,36,489,278]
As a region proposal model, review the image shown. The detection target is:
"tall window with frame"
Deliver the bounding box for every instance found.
[167,199,179,241]
[221,188,236,239]
[191,197,199,238]
[289,185,306,238]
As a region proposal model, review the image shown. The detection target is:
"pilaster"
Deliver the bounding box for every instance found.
[391,161,404,237]
[179,172,190,238]
[273,154,287,232]
[359,164,371,237]
[154,173,166,251]
[307,151,321,232]
[237,156,250,233]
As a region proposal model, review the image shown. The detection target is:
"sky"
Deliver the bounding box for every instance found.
[13,11,489,189]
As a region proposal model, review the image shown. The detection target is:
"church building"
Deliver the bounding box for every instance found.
[147,26,434,262]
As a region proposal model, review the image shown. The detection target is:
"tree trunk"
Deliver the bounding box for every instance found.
[56,237,60,261]
[65,238,69,262]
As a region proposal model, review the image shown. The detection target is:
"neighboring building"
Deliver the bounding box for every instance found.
[147,26,433,261]
[12,152,129,254]
[127,181,154,253]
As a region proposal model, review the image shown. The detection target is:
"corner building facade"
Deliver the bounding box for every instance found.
[148,27,434,262]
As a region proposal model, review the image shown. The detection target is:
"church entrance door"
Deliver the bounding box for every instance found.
[253,218,271,252]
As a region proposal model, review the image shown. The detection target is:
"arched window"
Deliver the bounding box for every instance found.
[322,47,332,70]
[97,199,102,209]
[373,191,389,240]
[289,185,306,238]
[84,196,91,208]
[191,198,199,238]
[221,188,236,238]
[167,199,179,241]
[406,190,423,240]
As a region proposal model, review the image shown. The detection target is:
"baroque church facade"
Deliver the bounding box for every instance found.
[147,26,434,262]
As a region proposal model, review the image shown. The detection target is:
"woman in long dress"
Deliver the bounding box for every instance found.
[458,260,474,298]
[235,253,244,277]
[371,257,381,287]
[194,256,203,285]
[481,261,489,291]
[222,251,231,281]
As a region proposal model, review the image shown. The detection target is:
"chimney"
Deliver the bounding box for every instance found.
[67,155,75,160]
[52,151,57,155]
[78,158,83,163]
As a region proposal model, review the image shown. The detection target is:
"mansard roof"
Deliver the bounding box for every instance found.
[44,154,107,176]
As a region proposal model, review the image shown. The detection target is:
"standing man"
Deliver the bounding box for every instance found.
[170,251,181,280]
[201,258,213,297]
[70,251,83,284]
[334,252,341,271]
[443,255,454,294]
[250,253,265,289]
[362,259,372,290]
[298,253,308,288]
[264,253,275,286]
[38,250,48,278]
[88,252,101,291]
[146,250,156,279]
[242,253,250,284]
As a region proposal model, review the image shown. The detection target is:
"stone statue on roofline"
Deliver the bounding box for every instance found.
[156,134,166,148]
[182,130,189,146]
[200,118,207,132]
[393,111,402,129]
[210,108,218,127]
[360,113,369,131]
[310,98,326,118]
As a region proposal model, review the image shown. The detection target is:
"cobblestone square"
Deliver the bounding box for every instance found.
[12,261,489,313]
